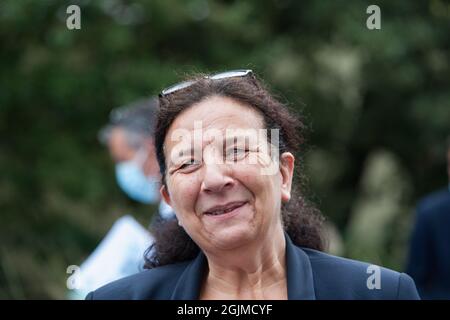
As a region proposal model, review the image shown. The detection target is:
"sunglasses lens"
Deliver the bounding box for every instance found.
[161,80,196,96]
[160,69,253,96]
[210,69,252,80]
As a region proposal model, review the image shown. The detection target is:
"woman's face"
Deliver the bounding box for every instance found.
[161,96,295,253]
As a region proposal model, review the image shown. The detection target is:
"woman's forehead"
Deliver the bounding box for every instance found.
[166,96,264,142]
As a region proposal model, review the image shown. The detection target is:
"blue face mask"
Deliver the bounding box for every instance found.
[115,150,160,204]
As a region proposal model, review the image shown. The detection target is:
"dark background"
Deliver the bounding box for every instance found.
[0,0,449,298]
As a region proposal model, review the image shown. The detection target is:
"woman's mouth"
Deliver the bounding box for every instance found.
[203,201,247,219]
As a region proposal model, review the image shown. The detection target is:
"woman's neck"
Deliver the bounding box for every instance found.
[199,226,287,300]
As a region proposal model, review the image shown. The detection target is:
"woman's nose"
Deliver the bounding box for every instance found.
[200,162,234,194]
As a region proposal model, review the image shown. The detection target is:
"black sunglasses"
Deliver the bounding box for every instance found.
[159,69,253,97]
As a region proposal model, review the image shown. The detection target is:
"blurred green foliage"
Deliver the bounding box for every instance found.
[0,0,449,298]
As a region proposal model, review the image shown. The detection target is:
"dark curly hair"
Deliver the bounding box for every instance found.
[144,71,326,268]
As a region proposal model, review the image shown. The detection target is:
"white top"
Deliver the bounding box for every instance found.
[68,215,154,299]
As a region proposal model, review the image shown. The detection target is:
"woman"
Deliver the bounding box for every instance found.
[86,69,419,300]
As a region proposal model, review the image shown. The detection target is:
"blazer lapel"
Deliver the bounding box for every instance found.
[170,251,207,299]
[285,233,316,300]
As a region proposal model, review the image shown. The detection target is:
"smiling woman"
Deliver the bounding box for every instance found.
[150,71,326,268]
[85,70,420,300]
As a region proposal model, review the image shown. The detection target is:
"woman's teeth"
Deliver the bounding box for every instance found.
[206,204,243,216]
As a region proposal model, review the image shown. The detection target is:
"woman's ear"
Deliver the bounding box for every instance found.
[160,185,171,206]
[161,184,181,226]
[279,152,295,202]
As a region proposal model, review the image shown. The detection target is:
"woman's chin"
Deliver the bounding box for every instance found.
[207,226,256,251]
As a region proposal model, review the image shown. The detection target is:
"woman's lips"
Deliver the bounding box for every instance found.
[203,202,247,220]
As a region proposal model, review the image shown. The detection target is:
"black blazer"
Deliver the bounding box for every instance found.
[406,187,450,299]
[86,233,419,300]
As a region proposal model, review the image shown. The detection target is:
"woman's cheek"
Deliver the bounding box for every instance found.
[176,175,200,210]
[235,163,262,185]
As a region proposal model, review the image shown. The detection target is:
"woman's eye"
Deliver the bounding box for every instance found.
[226,148,248,161]
[179,159,199,170]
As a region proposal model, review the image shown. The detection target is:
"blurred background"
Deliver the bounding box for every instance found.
[0,0,449,299]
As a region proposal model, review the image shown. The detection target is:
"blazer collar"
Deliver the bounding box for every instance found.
[170,232,316,300]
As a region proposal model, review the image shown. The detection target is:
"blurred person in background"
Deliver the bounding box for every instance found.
[406,137,450,299]
[68,97,174,299]
[99,97,174,223]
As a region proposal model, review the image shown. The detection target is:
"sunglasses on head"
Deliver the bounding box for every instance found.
[159,69,254,97]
